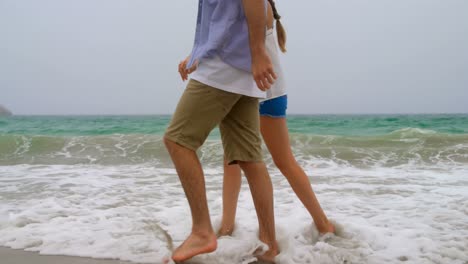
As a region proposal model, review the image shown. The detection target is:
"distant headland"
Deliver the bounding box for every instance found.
[0,105,12,116]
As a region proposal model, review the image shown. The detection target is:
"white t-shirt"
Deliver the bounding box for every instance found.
[190,56,264,98]
[191,28,285,100]
[262,27,286,101]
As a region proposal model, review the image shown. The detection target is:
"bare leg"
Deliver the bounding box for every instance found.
[260,116,335,234]
[164,138,217,262]
[219,158,242,236]
[239,161,279,262]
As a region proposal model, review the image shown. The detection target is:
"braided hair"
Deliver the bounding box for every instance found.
[268,0,286,53]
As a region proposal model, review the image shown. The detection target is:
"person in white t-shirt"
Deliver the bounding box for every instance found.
[218,0,336,237]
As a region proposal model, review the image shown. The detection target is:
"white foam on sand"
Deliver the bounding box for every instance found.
[0,162,467,264]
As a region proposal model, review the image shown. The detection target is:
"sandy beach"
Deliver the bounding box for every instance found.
[1,247,133,264]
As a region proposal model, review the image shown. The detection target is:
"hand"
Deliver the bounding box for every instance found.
[251,48,277,90]
[178,56,197,81]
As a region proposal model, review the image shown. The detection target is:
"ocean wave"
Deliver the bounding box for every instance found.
[0,129,467,167]
[0,134,171,166]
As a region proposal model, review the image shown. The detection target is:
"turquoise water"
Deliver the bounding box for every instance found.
[0,114,467,166]
[1,114,468,136]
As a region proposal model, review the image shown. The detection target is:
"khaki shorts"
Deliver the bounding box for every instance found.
[165,79,263,164]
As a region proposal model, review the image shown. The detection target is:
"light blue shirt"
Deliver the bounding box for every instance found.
[187,0,266,72]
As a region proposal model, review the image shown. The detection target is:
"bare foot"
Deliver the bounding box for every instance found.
[172,232,217,262]
[162,256,171,264]
[217,224,235,237]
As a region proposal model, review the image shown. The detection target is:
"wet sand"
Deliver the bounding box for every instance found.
[0,247,134,264]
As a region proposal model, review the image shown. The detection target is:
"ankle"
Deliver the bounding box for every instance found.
[191,227,216,238]
[316,219,335,234]
[260,240,280,259]
[259,236,278,252]
[218,227,234,236]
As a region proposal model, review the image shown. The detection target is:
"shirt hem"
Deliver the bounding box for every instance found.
[191,76,266,99]
[260,92,287,102]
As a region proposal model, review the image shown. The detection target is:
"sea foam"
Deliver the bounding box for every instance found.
[0,162,466,263]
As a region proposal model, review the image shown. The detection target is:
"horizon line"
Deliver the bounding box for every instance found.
[4,112,468,117]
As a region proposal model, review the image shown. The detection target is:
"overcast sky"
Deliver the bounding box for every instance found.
[1,0,467,115]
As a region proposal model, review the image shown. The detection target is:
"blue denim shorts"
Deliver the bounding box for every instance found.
[259,95,287,118]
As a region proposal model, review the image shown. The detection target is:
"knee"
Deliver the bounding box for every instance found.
[237,160,250,170]
[163,136,195,156]
[237,160,264,173]
[236,161,250,173]
[163,136,177,152]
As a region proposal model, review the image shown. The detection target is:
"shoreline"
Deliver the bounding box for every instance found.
[0,247,134,264]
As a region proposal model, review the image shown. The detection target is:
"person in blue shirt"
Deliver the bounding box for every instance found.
[165,0,279,263]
